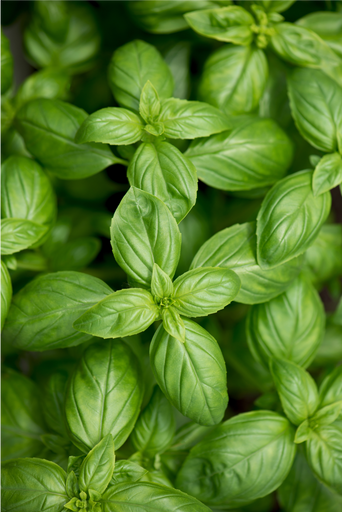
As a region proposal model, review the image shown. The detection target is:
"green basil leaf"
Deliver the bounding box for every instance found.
[150,319,228,426]
[246,276,325,369]
[158,98,230,139]
[102,481,211,511]
[74,289,159,339]
[65,340,143,452]
[185,7,254,44]
[47,237,101,272]
[42,371,69,438]
[1,260,12,330]
[313,153,342,196]
[191,222,303,304]
[288,68,342,153]
[164,42,190,100]
[304,224,342,286]
[75,108,145,146]
[319,366,342,409]
[33,0,69,42]
[131,386,175,457]
[15,99,120,180]
[1,369,46,461]
[2,271,113,351]
[297,11,342,58]
[151,263,173,300]
[110,460,148,486]
[66,471,79,499]
[23,4,100,74]
[41,433,70,456]
[257,170,331,269]
[172,267,240,317]
[79,435,115,494]
[185,118,293,191]
[305,422,342,495]
[127,141,197,223]
[253,0,295,12]
[108,39,174,111]
[14,68,71,111]
[270,358,319,425]
[139,81,161,123]
[161,307,185,343]
[295,420,312,444]
[111,187,181,288]
[271,23,342,86]
[177,411,296,509]
[198,44,268,115]
[1,30,13,95]
[278,450,342,512]
[1,458,68,512]
[1,218,47,255]
[310,402,342,429]
[1,156,56,230]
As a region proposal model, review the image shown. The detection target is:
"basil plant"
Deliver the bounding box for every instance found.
[1,1,342,511]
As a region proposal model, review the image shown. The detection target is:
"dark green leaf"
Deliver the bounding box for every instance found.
[15,99,121,180]
[186,118,293,191]
[304,224,342,286]
[1,370,46,461]
[108,40,173,111]
[198,45,268,115]
[73,288,159,339]
[191,221,303,304]
[150,319,228,426]
[127,141,197,223]
[246,276,325,369]
[111,187,181,288]
[1,458,68,512]
[42,371,69,438]
[1,30,13,95]
[65,340,143,452]
[1,260,12,330]
[75,108,145,145]
[158,98,230,139]
[257,170,331,269]
[177,411,296,509]
[2,271,113,351]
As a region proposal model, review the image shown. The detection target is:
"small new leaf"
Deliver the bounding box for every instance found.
[66,471,79,499]
[310,402,342,428]
[151,263,173,301]
[139,81,160,123]
[162,307,185,343]
[79,434,115,495]
[313,152,342,196]
[294,420,312,444]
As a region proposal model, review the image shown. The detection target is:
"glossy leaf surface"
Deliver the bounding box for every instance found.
[79,435,115,494]
[313,153,342,196]
[1,219,47,255]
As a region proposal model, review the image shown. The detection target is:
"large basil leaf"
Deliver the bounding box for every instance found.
[185,7,254,44]
[257,170,331,269]
[126,1,222,34]
[111,187,181,288]
[2,458,68,512]
[74,289,159,339]
[127,141,197,223]
[79,435,115,494]
[270,359,319,426]
[288,68,342,153]
[1,218,47,255]
[75,108,145,145]
[2,370,46,460]
[177,411,296,509]
[297,11,342,58]
[185,118,293,191]
[150,319,227,426]
[198,44,268,116]
[158,98,230,139]
[313,153,342,196]
[278,450,342,512]
[108,40,174,111]
[304,224,342,286]
[172,267,240,317]
[65,340,143,452]
[42,371,69,438]
[23,4,100,74]
[305,422,342,495]
[15,99,121,179]
[102,481,211,511]
[1,30,13,95]
[1,156,56,230]
[14,68,71,110]
[131,386,175,456]
[1,260,12,329]
[191,222,302,304]
[2,271,113,351]
[271,23,342,86]
[246,276,325,369]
